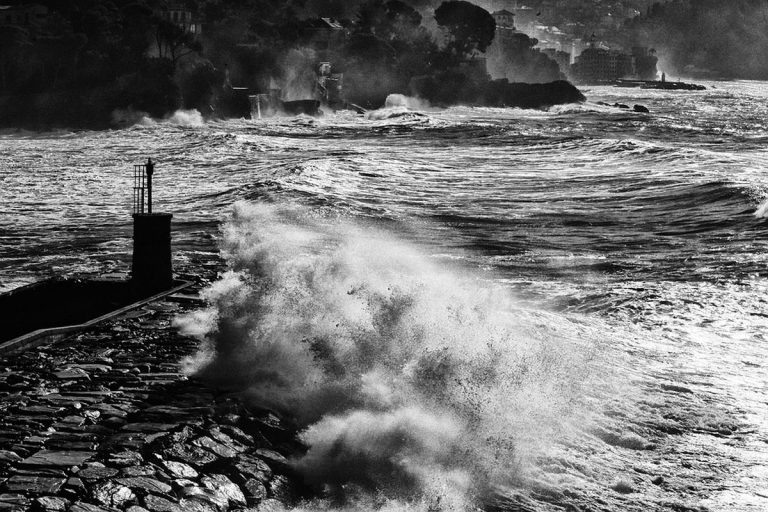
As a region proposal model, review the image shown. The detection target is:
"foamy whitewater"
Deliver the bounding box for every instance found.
[2,81,768,511]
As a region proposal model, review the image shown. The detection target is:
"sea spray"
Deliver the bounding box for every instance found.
[176,202,597,509]
[166,109,205,127]
[110,108,205,128]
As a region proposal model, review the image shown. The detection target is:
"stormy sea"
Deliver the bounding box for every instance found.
[2,81,768,511]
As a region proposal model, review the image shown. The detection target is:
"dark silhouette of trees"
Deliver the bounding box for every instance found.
[154,19,202,68]
[434,1,496,58]
[0,0,580,127]
[487,32,562,83]
[0,27,30,91]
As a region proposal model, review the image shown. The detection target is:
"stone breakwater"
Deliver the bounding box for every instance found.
[0,288,308,512]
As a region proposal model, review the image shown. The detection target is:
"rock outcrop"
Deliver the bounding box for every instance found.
[410,74,585,109]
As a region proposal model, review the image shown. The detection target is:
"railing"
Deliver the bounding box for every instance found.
[133,164,146,214]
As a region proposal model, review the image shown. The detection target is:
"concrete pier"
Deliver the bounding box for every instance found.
[131,213,173,291]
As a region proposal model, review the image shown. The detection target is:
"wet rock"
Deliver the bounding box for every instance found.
[651,475,665,485]
[16,406,64,416]
[65,477,86,492]
[4,475,65,494]
[142,494,179,512]
[55,415,87,428]
[633,104,650,113]
[67,364,112,373]
[243,479,267,503]
[12,467,67,478]
[0,452,21,464]
[162,444,217,468]
[53,368,90,380]
[232,457,272,483]
[77,466,119,481]
[108,451,143,467]
[83,410,101,422]
[215,426,253,447]
[122,424,177,434]
[103,417,127,429]
[33,496,69,511]
[90,405,128,419]
[0,494,30,510]
[201,474,246,507]
[92,481,136,508]
[205,427,240,448]
[175,485,228,510]
[20,450,96,469]
[43,394,102,406]
[104,433,146,450]
[193,436,238,459]
[162,461,198,479]
[177,498,217,512]
[255,449,291,474]
[69,502,117,512]
[115,477,172,495]
[120,465,156,477]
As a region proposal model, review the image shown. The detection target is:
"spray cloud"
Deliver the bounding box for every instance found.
[176,202,596,510]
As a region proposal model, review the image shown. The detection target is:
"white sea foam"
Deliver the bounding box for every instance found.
[166,109,205,127]
[111,108,204,128]
[384,94,431,110]
[754,198,768,218]
[176,202,597,510]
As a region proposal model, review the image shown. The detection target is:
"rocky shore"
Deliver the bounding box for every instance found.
[0,278,309,512]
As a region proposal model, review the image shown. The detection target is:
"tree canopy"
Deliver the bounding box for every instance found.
[434,1,496,57]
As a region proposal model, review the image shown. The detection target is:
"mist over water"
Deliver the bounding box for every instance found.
[3,81,768,510]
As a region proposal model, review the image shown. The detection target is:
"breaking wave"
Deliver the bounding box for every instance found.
[176,202,598,510]
[112,108,205,128]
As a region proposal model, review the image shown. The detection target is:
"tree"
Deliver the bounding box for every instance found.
[434,1,495,57]
[356,0,421,40]
[154,18,202,68]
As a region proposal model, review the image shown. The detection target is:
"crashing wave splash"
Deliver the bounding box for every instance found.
[176,202,596,511]
[111,108,205,128]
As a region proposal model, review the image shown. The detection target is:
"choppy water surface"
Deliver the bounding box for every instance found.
[2,81,768,511]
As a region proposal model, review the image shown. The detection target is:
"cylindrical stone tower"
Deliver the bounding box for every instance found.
[132,212,173,291]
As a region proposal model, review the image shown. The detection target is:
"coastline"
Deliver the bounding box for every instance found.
[0,80,587,131]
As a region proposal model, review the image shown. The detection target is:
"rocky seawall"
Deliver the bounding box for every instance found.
[0,277,308,512]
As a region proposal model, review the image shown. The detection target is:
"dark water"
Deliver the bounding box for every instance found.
[2,82,768,511]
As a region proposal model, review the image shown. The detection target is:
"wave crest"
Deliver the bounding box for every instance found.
[176,202,596,509]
